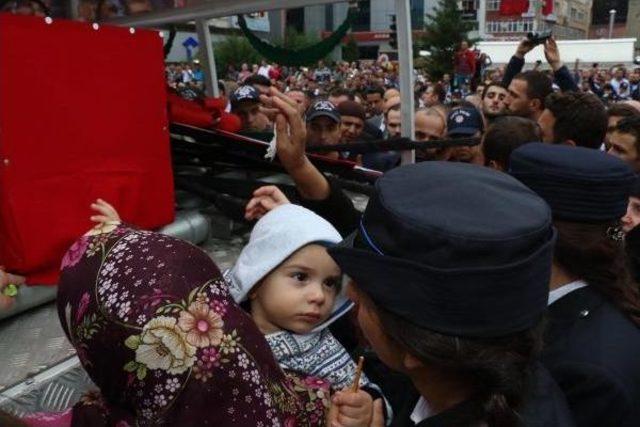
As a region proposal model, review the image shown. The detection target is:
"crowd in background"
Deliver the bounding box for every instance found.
[167,41,640,115]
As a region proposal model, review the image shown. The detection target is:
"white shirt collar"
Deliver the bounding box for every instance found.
[410,397,432,424]
[548,280,588,306]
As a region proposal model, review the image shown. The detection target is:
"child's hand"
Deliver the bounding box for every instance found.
[370,399,385,427]
[327,389,373,427]
[90,199,121,225]
[245,186,290,220]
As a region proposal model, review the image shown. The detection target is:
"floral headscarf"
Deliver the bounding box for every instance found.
[57,225,329,426]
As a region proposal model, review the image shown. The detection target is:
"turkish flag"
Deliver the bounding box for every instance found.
[542,0,553,15]
[499,0,529,15]
[0,14,174,285]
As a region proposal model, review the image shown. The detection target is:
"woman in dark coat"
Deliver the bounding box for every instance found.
[510,143,640,427]
[325,162,574,427]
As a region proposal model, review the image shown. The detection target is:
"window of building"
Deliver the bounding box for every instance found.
[351,0,371,32]
[460,0,477,13]
[487,0,501,11]
[410,0,425,29]
[486,19,534,34]
[324,5,334,31]
[286,8,304,33]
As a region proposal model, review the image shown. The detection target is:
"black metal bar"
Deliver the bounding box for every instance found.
[306,136,482,155]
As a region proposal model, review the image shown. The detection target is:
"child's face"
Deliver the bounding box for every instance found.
[250,244,341,335]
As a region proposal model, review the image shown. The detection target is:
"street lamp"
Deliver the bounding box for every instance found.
[609,9,616,39]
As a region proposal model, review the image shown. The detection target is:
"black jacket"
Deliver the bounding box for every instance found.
[502,56,579,92]
[542,286,640,427]
[298,177,360,236]
[389,364,574,426]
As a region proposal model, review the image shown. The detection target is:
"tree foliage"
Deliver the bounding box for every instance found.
[280,27,322,50]
[212,35,263,74]
[418,0,476,78]
[212,28,332,72]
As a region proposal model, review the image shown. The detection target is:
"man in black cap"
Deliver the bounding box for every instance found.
[445,105,484,164]
[230,85,270,132]
[510,143,640,427]
[337,100,368,146]
[304,99,341,157]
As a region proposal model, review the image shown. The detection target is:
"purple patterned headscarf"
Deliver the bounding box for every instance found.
[57,225,329,426]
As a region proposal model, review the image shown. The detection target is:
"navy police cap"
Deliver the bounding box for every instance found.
[510,143,636,223]
[329,162,556,338]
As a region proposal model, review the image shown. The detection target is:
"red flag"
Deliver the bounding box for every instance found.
[499,0,530,15]
[542,0,553,15]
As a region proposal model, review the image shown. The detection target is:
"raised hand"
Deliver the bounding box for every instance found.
[544,37,563,71]
[244,185,290,220]
[515,38,536,59]
[260,87,308,173]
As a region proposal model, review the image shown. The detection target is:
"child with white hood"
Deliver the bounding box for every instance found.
[227,203,390,425]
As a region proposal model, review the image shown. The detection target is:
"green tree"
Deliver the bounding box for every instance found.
[280,27,321,50]
[212,36,263,76]
[418,0,476,78]
[342,35,359,63]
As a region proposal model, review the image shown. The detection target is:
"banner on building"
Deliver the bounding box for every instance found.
[499,0,553,16]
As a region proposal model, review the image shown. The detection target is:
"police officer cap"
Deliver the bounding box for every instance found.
[510,143,636,223]
[329,162,556,338]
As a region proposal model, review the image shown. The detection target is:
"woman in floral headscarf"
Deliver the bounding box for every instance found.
[55,217,331,427]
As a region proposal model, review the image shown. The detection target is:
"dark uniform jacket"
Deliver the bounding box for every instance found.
[542,286,640,427]
[387,363,574,426]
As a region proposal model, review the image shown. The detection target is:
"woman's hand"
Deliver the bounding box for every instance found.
[244,186,290,220]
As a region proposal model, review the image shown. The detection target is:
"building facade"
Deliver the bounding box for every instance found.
[626,0,640,52]
[479,0,592,40]
[288,0,430,60]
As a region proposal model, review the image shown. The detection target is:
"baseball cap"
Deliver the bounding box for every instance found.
[230,85,260,106]
[305,100,341,123]
[447,107,484,137]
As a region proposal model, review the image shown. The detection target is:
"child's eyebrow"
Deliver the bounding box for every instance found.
[282,264,314,272]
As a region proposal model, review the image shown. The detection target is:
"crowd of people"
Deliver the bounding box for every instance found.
[3,34,640,427]
[164,38,640,174]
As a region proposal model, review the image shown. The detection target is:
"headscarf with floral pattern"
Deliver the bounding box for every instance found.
[57,225,330,426]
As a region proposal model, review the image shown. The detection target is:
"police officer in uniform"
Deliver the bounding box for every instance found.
[510,143,640,427]
[328,162,574,426]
